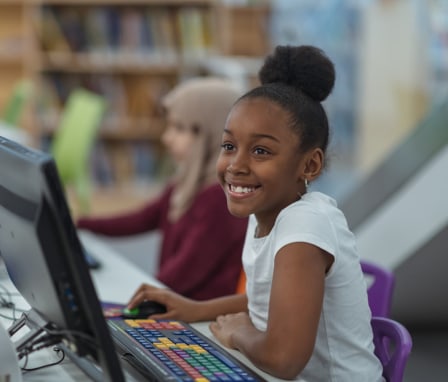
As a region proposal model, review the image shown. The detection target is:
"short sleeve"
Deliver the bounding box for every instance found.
[273,201,338,260]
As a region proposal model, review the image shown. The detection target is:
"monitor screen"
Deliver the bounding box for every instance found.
[0,136,125,381]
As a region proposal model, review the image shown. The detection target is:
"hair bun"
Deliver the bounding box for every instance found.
[258,45,335,102]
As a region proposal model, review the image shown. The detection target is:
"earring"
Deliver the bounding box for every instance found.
[304,178,309,190]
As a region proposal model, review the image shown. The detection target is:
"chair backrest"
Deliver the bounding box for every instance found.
[361,260,395,317]
[51,88,106,214]
[371,316,412,382]
[236,269,246,294]
[1,80,33,127]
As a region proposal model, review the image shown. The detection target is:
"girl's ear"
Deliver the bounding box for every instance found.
[302,148,324,182]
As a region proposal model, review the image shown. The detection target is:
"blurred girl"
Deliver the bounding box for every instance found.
[77,78,248,300]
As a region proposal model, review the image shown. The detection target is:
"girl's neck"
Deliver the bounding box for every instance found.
[254,194,305,238]
[254,223,272,238]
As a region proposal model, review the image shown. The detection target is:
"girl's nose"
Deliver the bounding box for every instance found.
[227,154,249,174]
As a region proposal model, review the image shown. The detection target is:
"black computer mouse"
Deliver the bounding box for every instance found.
[121,300,167,319]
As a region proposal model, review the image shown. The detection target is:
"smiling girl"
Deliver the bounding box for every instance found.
[127,45,384,381]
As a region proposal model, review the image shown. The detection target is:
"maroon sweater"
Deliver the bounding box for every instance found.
[77,183,248,300]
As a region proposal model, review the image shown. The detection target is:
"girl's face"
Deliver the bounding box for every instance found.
[161,117,197,164]
[216,98,308,233]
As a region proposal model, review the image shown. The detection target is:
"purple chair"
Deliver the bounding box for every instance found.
[361,260,395,317]
[371,316,413,382]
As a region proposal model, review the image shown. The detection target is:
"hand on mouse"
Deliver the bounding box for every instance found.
[126,283,202,322]
[122,300,166,319]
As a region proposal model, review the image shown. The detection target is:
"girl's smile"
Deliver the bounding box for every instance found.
[226,182,261,197]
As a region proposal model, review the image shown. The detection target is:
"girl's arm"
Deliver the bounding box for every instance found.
[76,186,172,236]
[127,283,248,322]
[210,242,333,380]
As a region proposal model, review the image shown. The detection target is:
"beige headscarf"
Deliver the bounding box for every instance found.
[162,77,241,221]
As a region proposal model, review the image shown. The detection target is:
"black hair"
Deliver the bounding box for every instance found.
[241,45,335,154]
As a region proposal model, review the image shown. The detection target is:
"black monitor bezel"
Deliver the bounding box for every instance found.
[0,136,125,381]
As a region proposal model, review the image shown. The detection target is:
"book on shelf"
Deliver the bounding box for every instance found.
[131,142,159,184]
[93,74,128,130]
[36,70,176,136]
[38,6,72,54]
[126,80,156,122]
[101,142,135,186]
[36,3,217,67]
[177,7,212,60]
[91,141,164,188]
[91,142,115,187]
[128,76,173,121]
[145,7,178,63]
[56,6,87,53]
[36,74,60,107]
[29,1,220,192]
[83,6,112,58]
[119,7,145,59]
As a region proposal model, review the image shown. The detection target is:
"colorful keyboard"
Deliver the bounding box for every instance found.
[107,318,265,382]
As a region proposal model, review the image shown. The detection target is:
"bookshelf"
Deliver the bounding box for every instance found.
[216,2,270,57]
[0,1,273,212]
[31,0,217,188]
[0,1,33,126]
[203,2,270,90]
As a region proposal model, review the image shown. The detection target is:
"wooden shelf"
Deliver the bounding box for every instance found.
[31,0,214,6]
[37,53,182,74]
[0,0,26,5]
[1,0,271,196]
[27,0,219,187]
[216,3,271,57]
[0,0,31,120]
[41,116,165,141]
[0,53,25,65]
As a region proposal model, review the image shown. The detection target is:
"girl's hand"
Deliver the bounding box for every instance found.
[126,283,201,322]
[209,311,253,349]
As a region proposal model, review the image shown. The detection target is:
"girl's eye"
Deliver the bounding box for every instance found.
[253,147,270,155]
[221,143,234,151]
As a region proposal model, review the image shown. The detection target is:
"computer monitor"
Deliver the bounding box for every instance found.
[0,136,125,382]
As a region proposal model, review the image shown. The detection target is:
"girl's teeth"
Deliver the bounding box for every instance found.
[231,185,253,193]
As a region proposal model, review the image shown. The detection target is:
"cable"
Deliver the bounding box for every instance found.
[17,325,98,364]
[0,295,100,373]
[21,346,65,372]
[43,326,98,352]
[17,333,63,360]
[17,329,97,374]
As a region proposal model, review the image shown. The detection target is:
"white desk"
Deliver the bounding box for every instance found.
[0,232,285,382]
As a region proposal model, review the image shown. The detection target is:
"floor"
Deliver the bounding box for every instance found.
[404,329,448,381]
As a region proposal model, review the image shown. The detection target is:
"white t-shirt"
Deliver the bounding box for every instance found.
[242,192,384,382]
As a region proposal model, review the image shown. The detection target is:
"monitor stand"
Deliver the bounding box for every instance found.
[8,309,108,381]
[8,309,61,357]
